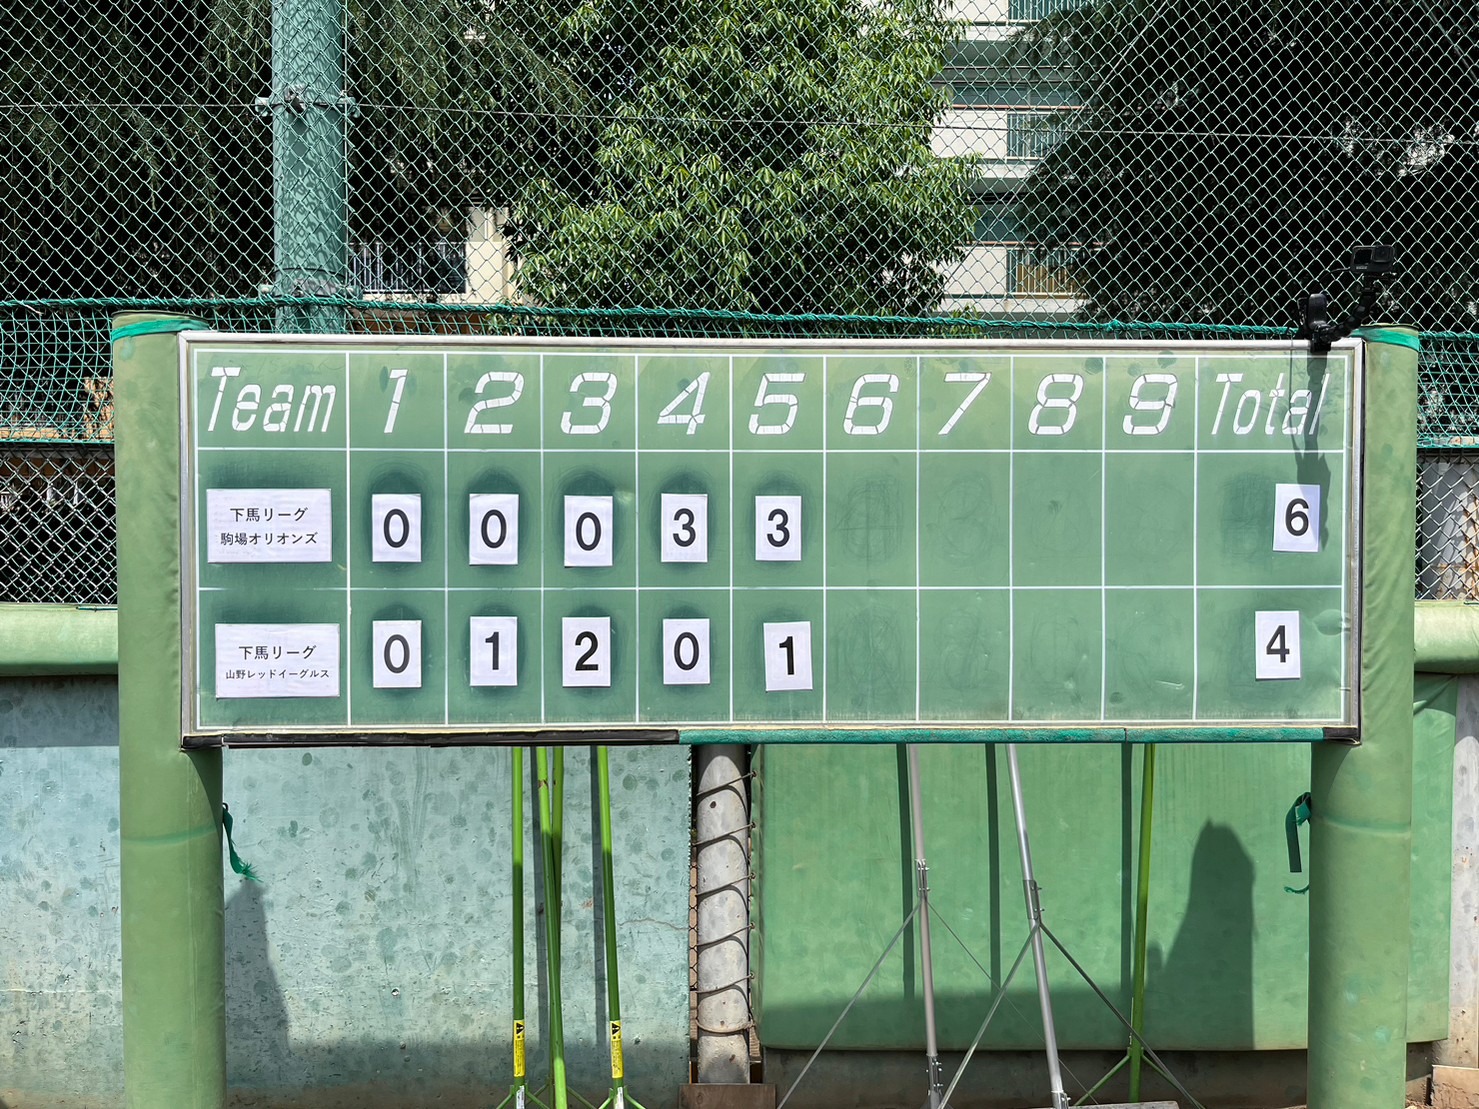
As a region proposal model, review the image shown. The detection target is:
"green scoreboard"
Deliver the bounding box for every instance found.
[179,334,1361,743]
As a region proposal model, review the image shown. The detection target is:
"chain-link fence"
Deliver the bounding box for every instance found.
[4,0,1478,602]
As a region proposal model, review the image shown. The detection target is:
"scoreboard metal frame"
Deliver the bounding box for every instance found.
[175,333,1363,746]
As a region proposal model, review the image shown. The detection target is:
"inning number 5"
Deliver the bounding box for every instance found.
[749,373,804,436]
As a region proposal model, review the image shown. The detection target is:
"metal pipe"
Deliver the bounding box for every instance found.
[596,747,641,1109]
[535,747,569,1109]
[905,745,944,1108]
[114,313,225,1109]
[695,744,751,1084]
[1128,743,1157,1101]
[1005,744,1068,1109]
[1307,330,1419,1109]
[513,747,529,1108]
[270,0,348,331]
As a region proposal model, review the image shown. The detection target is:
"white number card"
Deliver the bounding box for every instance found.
[755,496,802,562]
[371,494,422,563]
[763,621,813,691]
[1255,611,1302,680]
[662,619,711,685]
[565,496,615,567]
[372,620,422,688]
[563,616,612,687]
[469,494,519,565]
[661,494,709,563]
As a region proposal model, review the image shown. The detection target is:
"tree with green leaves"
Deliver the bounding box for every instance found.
[514,0,979,317]
[1013,0,1479,331]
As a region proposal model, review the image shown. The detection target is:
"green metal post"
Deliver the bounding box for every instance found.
[270,0,349,331]
[1127,743,1157,1102]
[551,746,565,937]
[536,747,569,1109]
[1307,330,1419,1109]
[596,747,647,1109]
[114,314,225,1109]
[512,746,531,1107]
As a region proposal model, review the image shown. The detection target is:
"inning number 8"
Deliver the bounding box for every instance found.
[1028,373,1083,436]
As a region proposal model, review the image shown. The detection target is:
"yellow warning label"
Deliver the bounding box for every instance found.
[513,1019,526,1077]
[609,1020,624,1079]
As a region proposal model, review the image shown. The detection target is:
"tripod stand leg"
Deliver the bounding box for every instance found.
[1006,744,1069,1109]
[906,745,944,1108]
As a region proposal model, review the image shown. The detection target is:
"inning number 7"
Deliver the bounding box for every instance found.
[938,371,991,436]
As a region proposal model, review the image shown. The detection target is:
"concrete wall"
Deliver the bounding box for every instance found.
[0,677,691,1109]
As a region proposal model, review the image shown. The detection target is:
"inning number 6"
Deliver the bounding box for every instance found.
[842,373,900,436]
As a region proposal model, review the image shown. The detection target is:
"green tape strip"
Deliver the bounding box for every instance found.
[221,803,261,883]
[110,317,207,342]
[1354,327,1422,351]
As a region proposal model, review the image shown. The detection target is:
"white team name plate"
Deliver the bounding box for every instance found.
[215,623,341,698]
[207,489,333,563]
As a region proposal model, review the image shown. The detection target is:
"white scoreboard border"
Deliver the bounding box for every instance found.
[176,332,1365,741]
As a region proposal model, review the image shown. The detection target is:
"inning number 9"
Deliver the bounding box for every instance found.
[1123,373,1178,436]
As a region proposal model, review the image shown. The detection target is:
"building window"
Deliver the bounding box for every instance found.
[1006,0,1087,20]
[1006,247,1079,296]
[1006,111,1067,160]
[350,240,468,297]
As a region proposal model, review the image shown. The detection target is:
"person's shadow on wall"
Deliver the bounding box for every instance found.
[225,879,297,1088]
[1145,821,1257,1048]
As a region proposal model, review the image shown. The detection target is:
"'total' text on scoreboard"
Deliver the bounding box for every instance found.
[182,338,1359,736]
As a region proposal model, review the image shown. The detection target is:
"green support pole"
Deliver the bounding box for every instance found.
[596,747,647,1109]
[1307,329,1419,1109]
[1127,743,1157,1102]
[114,314,226,1109]
[271,0,349,331]
[499,746,545,1109]
[536,747,569,1109]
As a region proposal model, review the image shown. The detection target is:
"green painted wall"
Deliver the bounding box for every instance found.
[0,677,690,1108]
[753,676,1455,1052]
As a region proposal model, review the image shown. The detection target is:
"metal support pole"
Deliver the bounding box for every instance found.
[596,747,647,1109]
[115,314,225,1109]
[695,744,752,1084]
[269,0,348,331]
[905,745,945,1108]
[504,747,532,1109]
[1005,745,1069,1109]
[1307,330,1419,1109]
[536,747,569,1109]
[1128,743,1157,1102]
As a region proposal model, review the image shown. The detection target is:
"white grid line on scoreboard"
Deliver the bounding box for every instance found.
[1100,357,1108,721]
[539,352,547,724]
[1007,353,1016,720]
[343,352,352,726]
[633,353,641,723]
[443,350,451,727]
[196,582,1345,593]
[1193,355,1201,720]
[915,354,922,723]
[197,445,1350,457]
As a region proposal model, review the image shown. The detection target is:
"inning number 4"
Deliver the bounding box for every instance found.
[1255,611,1301,680]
